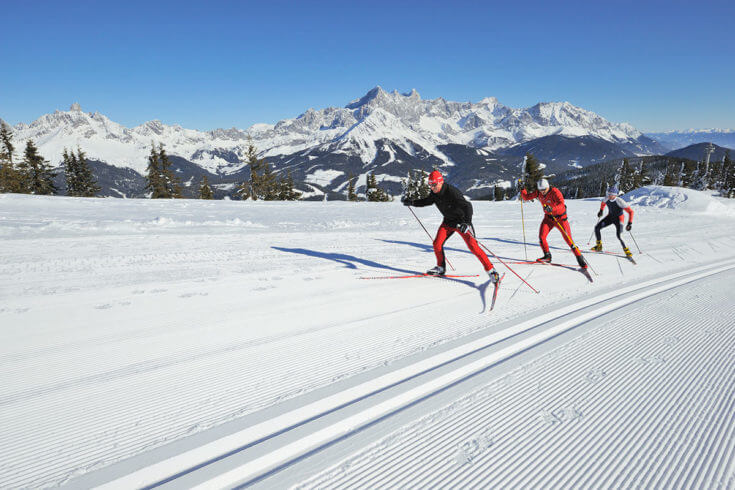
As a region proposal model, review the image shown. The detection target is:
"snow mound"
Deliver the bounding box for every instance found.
[624,186,735,216]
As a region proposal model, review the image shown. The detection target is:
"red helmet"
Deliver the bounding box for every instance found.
[428,170,444,185]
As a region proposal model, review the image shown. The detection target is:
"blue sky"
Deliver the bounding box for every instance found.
[1,0,733,132]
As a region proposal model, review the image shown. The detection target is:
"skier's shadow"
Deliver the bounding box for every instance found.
[272,246,415,275]
[272,246,490,312]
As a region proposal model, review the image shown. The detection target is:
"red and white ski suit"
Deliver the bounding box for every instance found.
[520,187,582,257]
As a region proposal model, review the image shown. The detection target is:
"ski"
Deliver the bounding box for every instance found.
[509,259,592,280]
[540,261,593,282]
[510,260,578,269]
[589,249,637,265]
[490,273,505,311]
[579,267,594,283]
[360,273,480,280]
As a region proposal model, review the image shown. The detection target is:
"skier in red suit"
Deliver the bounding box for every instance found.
[520,179,588,269]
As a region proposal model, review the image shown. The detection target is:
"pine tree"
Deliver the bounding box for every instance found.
[158,144,182,198]
[599,180,607,197]
[708,160,721,190]
[723,151,734,198]
[0,122,21,193]
[523,153,544,192]
[347,173,358,201]
[277,171,301,200]
[494,185,505,201]
[680,160,697,188]
[21,140,57,195]
[260,163,278,200]
[402,169,430,201]
[617,158,635,192]
[76,148,100,197]
[663,163,678,186]
[237,137,280,200]
[417,169,430,198]
[198,175,214,199]
[366,172,391,202]
[633,161,652,189]
[64,147,100,197]
[145,144,166,198]
[366,173,378,201]
[62,148,76,194]
[401,171,413,200]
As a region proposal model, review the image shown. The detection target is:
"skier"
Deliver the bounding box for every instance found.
[592,185,634,258]
[402,170,500,283]
[520,179,588,269]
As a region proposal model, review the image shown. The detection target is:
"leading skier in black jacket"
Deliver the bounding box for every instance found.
[402,170,499,283]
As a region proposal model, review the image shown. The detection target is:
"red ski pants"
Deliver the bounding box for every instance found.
[433,223,493,271]
[539,215,581,256]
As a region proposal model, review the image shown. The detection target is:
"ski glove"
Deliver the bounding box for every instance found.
[543,204,553,214]
[401,197,413,206]
[457,222,471,233]
[597,210,603,218]
[626,222,632,231]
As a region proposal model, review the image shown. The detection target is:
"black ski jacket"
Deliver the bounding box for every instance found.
[409,183,472,228]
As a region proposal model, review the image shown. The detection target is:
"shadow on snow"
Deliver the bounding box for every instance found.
[272,245,491,313]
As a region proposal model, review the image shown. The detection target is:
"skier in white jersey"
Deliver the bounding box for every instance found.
[592,185,634,258]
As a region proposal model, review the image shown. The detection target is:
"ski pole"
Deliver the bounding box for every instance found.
[477,241,540,294]
[406,205,455,271]
[550,215,598,275]
[629,229,642,254]
[587,217,602,245]
[519,180,528,260]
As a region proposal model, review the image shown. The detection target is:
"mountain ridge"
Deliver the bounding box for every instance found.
[2,87,669,198]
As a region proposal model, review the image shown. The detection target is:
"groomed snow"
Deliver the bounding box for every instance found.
[1,186,734,488]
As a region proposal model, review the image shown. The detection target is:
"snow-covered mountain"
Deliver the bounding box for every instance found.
[2,87,666,198]
[645,129,735,152]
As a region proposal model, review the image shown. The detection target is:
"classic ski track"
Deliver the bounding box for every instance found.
[297,270,735,489]
[100,258,735,489]
[362,307,653,489]
[2,275,507,487]
[210,266,728,488]
[310,282,732,486]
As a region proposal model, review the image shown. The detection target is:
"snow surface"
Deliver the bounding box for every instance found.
[1,186,734,488]
[625,185,735,216]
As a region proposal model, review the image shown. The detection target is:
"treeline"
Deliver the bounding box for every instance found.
[0,123,99,196]
[552,151,735,199]
[341,172,394,201]
[143,136,302,200]
[0,123,302,200]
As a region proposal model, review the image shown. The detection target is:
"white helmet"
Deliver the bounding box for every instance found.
[537,179,549,191]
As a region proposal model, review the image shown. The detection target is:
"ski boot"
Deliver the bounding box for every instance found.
[536,252,552,263]
[591,240,603,252]
[576,253,589,269]
[426,265,445,276]
[623,247,633,258]
[488,269,500,284]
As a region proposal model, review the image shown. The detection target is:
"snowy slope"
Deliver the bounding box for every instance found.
[1,186,734,488]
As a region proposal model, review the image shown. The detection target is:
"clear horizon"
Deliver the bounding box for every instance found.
[1,0,733,133]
